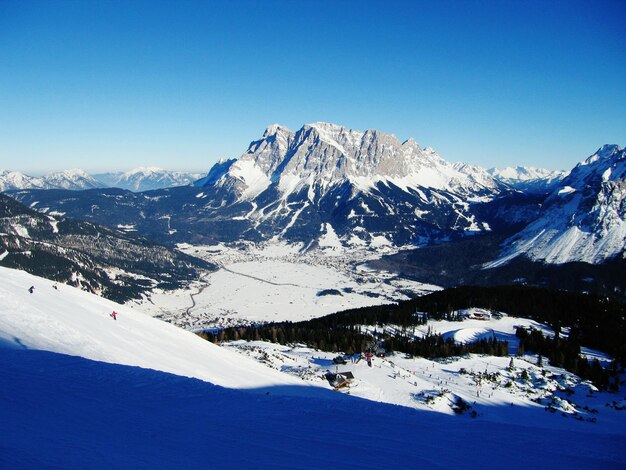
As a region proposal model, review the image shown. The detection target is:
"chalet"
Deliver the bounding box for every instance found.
[463,309,492,321]
[324,371,355,389]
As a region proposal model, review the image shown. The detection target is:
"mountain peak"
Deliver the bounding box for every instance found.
[581,145,623,166]
[125,166,164,175]
[263,123,291,138]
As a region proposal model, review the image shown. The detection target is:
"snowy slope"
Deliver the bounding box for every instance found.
[0,266,321,393]
[490,145,626,266]
[4,347,625,468]
[225,309,615,414]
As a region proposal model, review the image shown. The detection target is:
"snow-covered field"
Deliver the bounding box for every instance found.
[223,310,619,427]
[2,266,625,468]
[133,242,439,330]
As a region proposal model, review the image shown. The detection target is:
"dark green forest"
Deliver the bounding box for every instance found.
[200,285,625,389]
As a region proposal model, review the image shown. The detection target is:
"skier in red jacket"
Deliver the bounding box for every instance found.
[110,311,118,320]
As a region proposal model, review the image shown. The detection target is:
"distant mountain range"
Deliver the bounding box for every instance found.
[94,167,205,192]
[5,123,624,274]
[0,167,203,192]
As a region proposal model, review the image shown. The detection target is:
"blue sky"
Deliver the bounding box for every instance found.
[0,0,624,174]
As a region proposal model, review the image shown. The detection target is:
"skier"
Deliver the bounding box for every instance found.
[28,286,34,294]
[110,311,118,321]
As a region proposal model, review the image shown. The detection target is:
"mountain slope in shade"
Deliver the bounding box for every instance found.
[3,347,625,469]
[0,194,212,302]
[490,145,626,266]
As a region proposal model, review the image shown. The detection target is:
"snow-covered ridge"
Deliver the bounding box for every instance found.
[94,167,204,191]
[205,122,505,200]
[42,168,102,190]
[0,266,319,394]
[487,166,568,193]
[490,145,626,266]
[488,165,567,182]
[0,167,203,192]
[0,170,47,192]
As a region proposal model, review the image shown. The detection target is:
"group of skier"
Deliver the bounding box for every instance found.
[27,284,120,321]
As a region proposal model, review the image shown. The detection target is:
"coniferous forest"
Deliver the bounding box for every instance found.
[200,285,625,390]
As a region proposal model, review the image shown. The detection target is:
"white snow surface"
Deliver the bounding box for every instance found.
[3,344,625,468]
[0,269,625,467]
[0,266,320,394]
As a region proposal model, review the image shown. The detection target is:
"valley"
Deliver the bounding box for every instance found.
[3,3,625,467]
[134,241,440,330]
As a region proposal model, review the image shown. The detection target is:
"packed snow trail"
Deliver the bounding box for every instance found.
[0,266,325,395]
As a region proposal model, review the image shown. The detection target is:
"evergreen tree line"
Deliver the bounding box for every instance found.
[515,327,617,391]
[275,285,625,364]
[382,333,509,358]
[199,324,509,360]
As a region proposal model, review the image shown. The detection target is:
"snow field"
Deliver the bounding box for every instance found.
[137,242,439,330]
[224,339,625,434]
[0,266,325,394]
[5,347,624,469]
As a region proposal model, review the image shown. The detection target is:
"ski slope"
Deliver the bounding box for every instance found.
[0,266,322,394]
[1,267,625,468]
[3,344,626,468]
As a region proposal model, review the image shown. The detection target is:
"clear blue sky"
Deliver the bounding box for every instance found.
[0,0,624,174]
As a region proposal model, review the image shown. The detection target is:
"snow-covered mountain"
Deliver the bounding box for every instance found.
[10,123,531,248]
[0,169,101,191]
[0,170,47,191]
[490,145,626,266]
[488,166,568,193]
[6,125,623,270]
[95,167,203,191]
[201,122,502,198]
[0,167,202,192]
[190,122,513,247]
[42,168,102,190]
